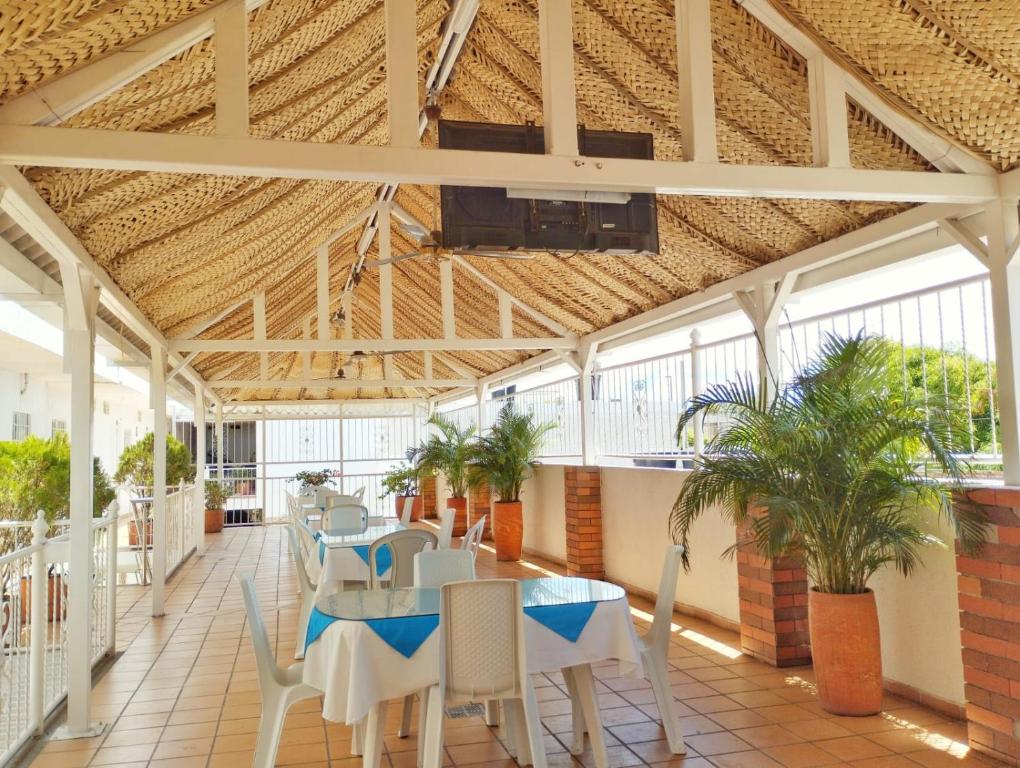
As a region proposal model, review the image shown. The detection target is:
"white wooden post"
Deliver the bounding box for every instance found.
[538,0,579,156]
[58,262,102,738]
[194,390,206,554]
[734,275,792,403]
[985,200,1020,483]
[216,401,225,481]
[807,55,850,168]
[28,511,47,734]
[151,346,167,617]
[579,342,599,466]
[105,504,117,654]
[689,328,704,457]
[260,406,267,523]
[384,0,419,148]
[214,0,249,139]
[476,382,488,432]
[674,0,718,162]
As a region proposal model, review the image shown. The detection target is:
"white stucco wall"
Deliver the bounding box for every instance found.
[521,464,566,562]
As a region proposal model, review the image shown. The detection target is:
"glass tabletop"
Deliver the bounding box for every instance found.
[315,577,626,620]
[317,522,407,548]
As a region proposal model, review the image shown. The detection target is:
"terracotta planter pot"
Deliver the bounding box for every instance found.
[396,495,424,522]
[809,589,883,715]
[19,573,64,624]
[205,508,225,533]
[492,501,523,561]
[447,496,468,537]
[128,519,152,547]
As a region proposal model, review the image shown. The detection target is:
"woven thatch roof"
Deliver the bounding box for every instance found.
[2,0,1015,401]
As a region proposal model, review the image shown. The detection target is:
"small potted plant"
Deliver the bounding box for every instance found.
[293,469,338,494]
[670,333,988,716]
[381,449,423,521]
[204,480,232,533]
[114,433,194,545]
[470,403,554,560]
[417,414,477,536]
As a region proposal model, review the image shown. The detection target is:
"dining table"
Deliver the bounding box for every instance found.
[303,518,405,595]
[301,576,643,768]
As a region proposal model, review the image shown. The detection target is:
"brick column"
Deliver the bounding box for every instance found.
[469,481,492,540]
[736,520,811,667]
[564,466,603,579]
[421,475,438,519]
[954,487,1020,766]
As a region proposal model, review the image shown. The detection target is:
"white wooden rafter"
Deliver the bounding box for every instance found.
[807,54,850,168]
[385,0,420,148]
[674,0,718,163]
[211,377,473,389]
[214,0,249,138]
[538,0,579,156]
[170,337,575,353]
[440,259,456,338]
[253,291,268,379]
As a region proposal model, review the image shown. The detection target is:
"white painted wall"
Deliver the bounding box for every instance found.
[521,464,566,561]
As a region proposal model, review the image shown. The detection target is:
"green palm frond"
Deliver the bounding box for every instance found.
[670,331,989,594]
[470,402,556,502]
[417,413,477,497]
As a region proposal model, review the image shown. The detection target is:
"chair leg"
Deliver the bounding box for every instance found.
[422,687,445,768]
[646,651,686,754]
[295,589,312,660]
[351,719,365,756]
[484,699,500,726]
[521,684,548,768]
[503,699,518,758]
[399,693,415,738]
[252,695,288,768]
[364,700,389,768]
[569,664,607,768]
[417,688,429,768]
[561,666,586,755]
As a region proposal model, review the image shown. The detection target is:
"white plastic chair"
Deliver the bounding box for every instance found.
[421,580,547,768]
[399,496,416,527]
[413,549,476,587]
[353,486,366,501]
[322,503,367,532]
[237,574,321,768]
[368,528,437,589]
[286,525,317,659]
[460,515,486,560]
[295,519,318,562]
[436,508,456,549]
[325,492,362,508]
[567,544,687,756]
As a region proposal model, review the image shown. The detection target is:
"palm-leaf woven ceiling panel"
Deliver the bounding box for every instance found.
[1,0,1013,400]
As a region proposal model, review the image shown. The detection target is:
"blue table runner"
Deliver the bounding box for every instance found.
[524,601,599,642]
[305,607,438,658]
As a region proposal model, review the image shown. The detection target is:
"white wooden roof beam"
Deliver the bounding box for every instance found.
[440,259,456,338]
[807,55,850,168]
[674,0,718,162]
[214,0,249,138]
[316,244,330,340]
[385,0,420,148]
[0,125,996,203]
[378,205,395,379]
[170,337,576,353]
[539,0,579,156]
[0,0,270,127]
[253,291,267,379]
[210,377,473,389]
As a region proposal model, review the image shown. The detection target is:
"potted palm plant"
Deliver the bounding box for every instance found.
[417,414,477,536]
[471,402,555,561]
[670,333,988,716]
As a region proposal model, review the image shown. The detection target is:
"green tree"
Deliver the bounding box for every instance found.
[114,432,194,491]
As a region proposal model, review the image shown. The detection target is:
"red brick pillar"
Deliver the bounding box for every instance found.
[564,466,603,579]
[954,487,1020,766]
[469,481,492,540]
[421,475,438,519]
[736,520,811,667]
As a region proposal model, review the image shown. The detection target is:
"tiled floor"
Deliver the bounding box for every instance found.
[21,525,1003,768]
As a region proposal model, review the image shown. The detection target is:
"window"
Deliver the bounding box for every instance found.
[12,412,30,441]
[51,418,67,437]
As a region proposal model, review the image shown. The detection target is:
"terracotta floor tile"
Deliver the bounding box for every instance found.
[815,737,893,762]
[732,725,805,749]
[683,732,755,756]
[763,742,845,768]
[24,749,95,768]
[90,743,157,765]
[445,739,512,764]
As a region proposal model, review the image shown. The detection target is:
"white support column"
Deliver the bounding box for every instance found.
[498,291,513,339]
[985,199,1020,482]
[578,342,599,466]
[215,401,225,481]
[379,207,395,379]
[423,351,434,380]
[58,263,103,739]
[734,275,792,402]
[301,316,313,376]
[316,245,330,340]
[194,390,206,555]
[385,0,420,148]
[476,382,489,432]
[150,346,168,618]
[214,0,249,138]
[342,290,353,339]
[253,291,268,380]
[538,0,579,156]
[440,259,456,339]
[689,328,704,458]
[260,407,267,522]
[808,54,850,168]
[674,0,718,163]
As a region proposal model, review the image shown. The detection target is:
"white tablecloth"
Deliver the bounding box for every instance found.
[302,595,642,724]
[306,545,393,597]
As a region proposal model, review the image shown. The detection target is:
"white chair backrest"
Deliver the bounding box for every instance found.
[440,579,524,703]
[370,529,438,588]
[286,525,316,594]
[295,519,317,560]
[297,493,316,510]
[647,544,684,653]
[313,486,333,508]
[460,515,486,560]
[414,549,476,587]
[325,492,361,508]
[399,496,416,527]
[237,574,289,690]
[353,486,366,501]
[322,504,367,532]
[437,508,456,549]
